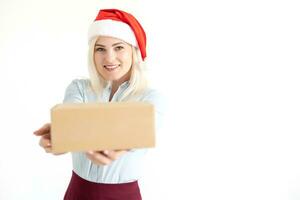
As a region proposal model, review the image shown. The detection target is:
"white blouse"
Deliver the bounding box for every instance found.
[63,79,165,183]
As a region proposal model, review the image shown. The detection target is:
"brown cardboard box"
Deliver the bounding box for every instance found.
[50,102,155,153]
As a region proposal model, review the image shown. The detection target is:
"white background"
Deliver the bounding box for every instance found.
[0,0,299,199]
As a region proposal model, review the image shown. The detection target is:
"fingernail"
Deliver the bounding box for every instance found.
[103,150,109,155]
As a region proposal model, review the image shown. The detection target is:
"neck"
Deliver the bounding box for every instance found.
[111,82,119,97]
[109,70,131,99]
[109,80,128,101]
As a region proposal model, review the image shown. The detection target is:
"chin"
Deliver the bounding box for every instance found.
[105,76,121,81]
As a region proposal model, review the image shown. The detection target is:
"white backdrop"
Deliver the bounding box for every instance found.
[0,0,299,199]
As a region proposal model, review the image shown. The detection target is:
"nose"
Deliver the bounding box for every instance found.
[104,49,116,63]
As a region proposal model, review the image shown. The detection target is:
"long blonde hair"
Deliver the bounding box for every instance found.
[87,37,148,101]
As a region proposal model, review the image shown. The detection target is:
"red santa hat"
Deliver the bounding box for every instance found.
[88,9,147,60]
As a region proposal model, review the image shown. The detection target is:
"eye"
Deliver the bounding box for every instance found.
[115,46,124,51]
[95,47,105,52]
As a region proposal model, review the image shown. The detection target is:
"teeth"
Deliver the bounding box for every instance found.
[104,65,118,69]
[105,65,116,68]
[104,65,119,71]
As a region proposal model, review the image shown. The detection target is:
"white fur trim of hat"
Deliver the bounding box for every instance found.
[88,19,138,47]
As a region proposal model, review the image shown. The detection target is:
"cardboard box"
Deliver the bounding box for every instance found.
[50,102,155,153]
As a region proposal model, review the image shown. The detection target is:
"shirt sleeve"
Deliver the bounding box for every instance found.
[142,89,167,132]
[129,89,167,153]
[63,79,85,103]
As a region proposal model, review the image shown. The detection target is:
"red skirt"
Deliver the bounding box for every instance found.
[64,171,142,200]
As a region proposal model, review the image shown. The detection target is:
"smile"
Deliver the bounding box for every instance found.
[104,65,120,72]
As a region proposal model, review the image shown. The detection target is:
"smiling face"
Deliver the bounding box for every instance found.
[94,36,133,85]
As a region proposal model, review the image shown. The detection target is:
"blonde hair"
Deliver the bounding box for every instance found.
[87,37,148,101]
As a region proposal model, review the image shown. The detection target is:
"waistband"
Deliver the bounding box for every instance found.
[64,171,141,200]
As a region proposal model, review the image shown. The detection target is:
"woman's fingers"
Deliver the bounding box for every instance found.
[33,123,51,136]
[34,123,66,155]
[35,124,53,153]
[86,150,128,165]
[39,134,51,149]
[86,151,112,165]
[104,150,128,160]
[44,146,52,153]
[40,138,52,153]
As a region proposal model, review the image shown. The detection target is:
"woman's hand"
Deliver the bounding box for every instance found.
[33,123,65,155]
[86,150,128,165]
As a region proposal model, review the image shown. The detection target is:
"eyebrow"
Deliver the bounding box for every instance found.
[95,42,125,47]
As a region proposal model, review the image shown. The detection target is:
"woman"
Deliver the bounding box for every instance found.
[33,9,164,200]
